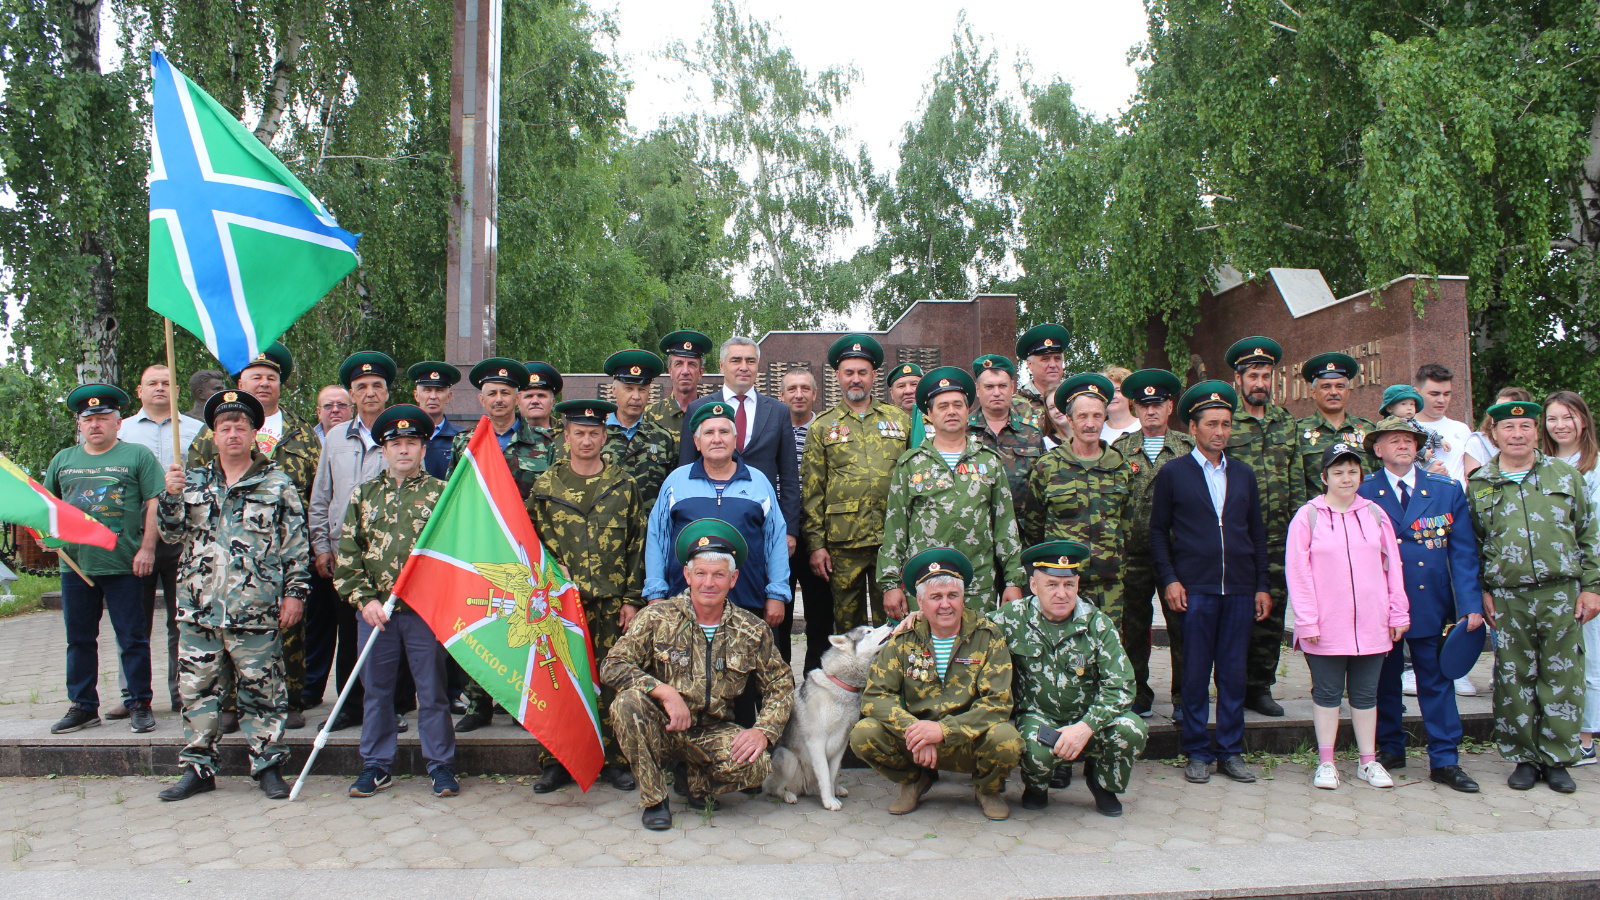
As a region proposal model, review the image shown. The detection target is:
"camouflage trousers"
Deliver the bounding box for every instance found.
[1016,710,1147,793]
[1084,576,1124,626]
[829,547,887,629]
[221,620,303,714]
[177,623,289,777]
[611,687,772,808]
[539,595,628,770]
[1245,546,1288,696]
[1121,560,1184,709]
[1491,583,1587,768]
[849,717,1022,794]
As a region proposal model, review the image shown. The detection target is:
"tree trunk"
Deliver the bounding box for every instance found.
[254,26,304,147]
[67,0,118,386]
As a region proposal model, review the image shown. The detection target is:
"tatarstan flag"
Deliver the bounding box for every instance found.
[391,419,604,789]
[0,452,117,550]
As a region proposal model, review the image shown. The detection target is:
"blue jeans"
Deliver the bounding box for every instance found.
[1180,592,1252,762]
[61,571,151,709]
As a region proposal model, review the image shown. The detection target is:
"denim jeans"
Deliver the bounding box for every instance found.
[61,570,151,709]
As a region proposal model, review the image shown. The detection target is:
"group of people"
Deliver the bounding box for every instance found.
[38,322,1599,828]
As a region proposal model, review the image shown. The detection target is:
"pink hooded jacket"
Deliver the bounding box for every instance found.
[1286,495,1410,656]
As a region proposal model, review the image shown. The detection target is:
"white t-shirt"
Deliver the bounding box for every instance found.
[256,409,285,457]
[1413,414,1472,485]
[1464,431,1497,469]
[1101,420,1141,445]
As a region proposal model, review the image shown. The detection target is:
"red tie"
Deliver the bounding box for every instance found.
[735,394,748,451]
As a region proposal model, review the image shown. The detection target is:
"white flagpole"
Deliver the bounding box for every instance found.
[288,596,396,801]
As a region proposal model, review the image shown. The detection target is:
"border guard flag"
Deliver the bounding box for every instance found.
[0,453,118,550]
[391,419,606,789]
[146,50,359,375]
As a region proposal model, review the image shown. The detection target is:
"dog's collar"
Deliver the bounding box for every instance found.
[826,672,863,693]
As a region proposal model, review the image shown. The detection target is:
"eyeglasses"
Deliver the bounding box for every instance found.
[320,402,352,411]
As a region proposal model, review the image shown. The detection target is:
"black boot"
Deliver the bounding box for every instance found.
[1507,762,1539,790]
[256,766,290,800]
[158,767,215,802]
[602,765,638,791]
[1049,762,1072,789]
[1544,765,1576,794]
[532,763,573,794]
[1245,693,1284,717]
[641,800,672,830]
[1020,786,1048,810]
[454,711,492,733]
[1084,760,1123,817]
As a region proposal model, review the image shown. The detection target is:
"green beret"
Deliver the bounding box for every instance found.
[660,330,713,359]
[469,358,529,390]
[66,383,130,417]
[203,388,264,430]
[236,341,293,382]
[523,361,564,394]
[972,354,1016,377]
[901,548,974,592]
[1378,384,1425,417]
[372,404,430,443]
[407,361,461,388]
[1224,336,1282,370]
[1021,540,1089,576]
[1120,369,1183,405]
[1054,373,1114,412]
[338,351,397,389]
[554,399,614,427]
[1015,324,1069,359]
[827,334,884,370]
[886,362,923,389]
[916,366,975,412]
[1301,352,1360,383]
[1488,400,1541,423]
[1177,380,1238,424]
[688,400,737,434]
[674,518,749,568]
[605,349,664,384]
[1364,415,1428,454]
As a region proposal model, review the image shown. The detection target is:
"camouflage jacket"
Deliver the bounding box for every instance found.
[599,417,676,513]
[644,396,688,460]
[187,407,319,504]
[969,408,1045,500]
[1468,453,1600,592]
[1230,403,1306,546]
[157,452,311,631]
[877,438,1025,598]
[1297,411,1377,500]
[332,471,443,614]
[1013,389,1045,430]
[599,593,795,743]
[860,610,1014,749]
[1110,429,1194,559]
[800,402,912,550]
[1018,442,1133,586]
[990,596,1135,731]
[527,461,645,607]
[450,418,553,500]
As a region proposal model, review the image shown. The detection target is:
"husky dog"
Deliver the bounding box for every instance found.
[764,624,890,810]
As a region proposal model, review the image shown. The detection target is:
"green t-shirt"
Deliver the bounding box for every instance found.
[43,440,165,577]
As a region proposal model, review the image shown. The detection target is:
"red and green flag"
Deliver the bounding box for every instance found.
[390,419,604,789]
[0,452,118,550]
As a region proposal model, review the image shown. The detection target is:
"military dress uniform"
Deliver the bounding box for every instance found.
[1111,426,1192,711]
[1019,442,1134,623]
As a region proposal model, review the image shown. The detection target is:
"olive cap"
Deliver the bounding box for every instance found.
[1224,336,1282,370]
[1177,380,1239,424]
[338,351,397,389]
[65,383,130,418]
[407,362,461,388]
[827,334,884,370]
[372,404,430,443]
[1120,369,1183,405]
[674,518,749,568]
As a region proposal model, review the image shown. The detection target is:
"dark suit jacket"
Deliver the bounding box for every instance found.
[1149,451,1269,596]
[1357,465,1483,637]
[680,390,801,537]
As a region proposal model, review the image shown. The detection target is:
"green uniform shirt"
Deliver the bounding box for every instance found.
[1468,453,1600,592]
[1297,411,1377,499]
[450,417,554,500]
[1018,442,1133,588]
[800,402,912,550]
[333,470,444,613]
[1013,390,1045,431]
[1229,403,1306,546]
[188,408,320,505]
[600,417,676,513]
[644,396,689,459]
[43,440,165,576]
[527,461,645,607]
[990,596,1136,733]
[860,610,1014,750]
[969,408,1045,500]
[1110,429,1193,559]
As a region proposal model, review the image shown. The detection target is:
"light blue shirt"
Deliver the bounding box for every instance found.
[1191,447,1228,518]
[606,412,641,441]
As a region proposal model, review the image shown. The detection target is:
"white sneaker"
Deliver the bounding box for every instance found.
[1453,676,1477,696]
[1401,669,1417,696]
[1313,762,1340,789]
[1357,761,1394,788]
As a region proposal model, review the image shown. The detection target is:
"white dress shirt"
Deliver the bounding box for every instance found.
[119,407,203,466]
[721,385,755,450]
[1191,447,1228,519]
[1386,466,1416,505]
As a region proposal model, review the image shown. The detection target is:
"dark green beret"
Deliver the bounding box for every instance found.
[469,357,529,390]
[827,334,884,370]
[339,351,397,389]
[660,330,713,359]
[1120,369,1183,405]
[1301,352,1360,383]
[605,349,664,384]
[972,354,1016,377]
[674,517,749,568]
[886,362,923,389]
[1378,384,1425,417]
[688,400,737,434]
[1224,336,1283,370]
[1177,380,1238,424]
[236,341,293,382]
[203,388,264,430]
[916,366,975,413]
[372,404,430,443]
[1488,400,1541,423]
[1364,415,1428,454]
[1054,373,1115,412]
[1021,540,1090,576]
[407,361,461,388]
[523,362,564,394]
[901,548,974,592]
[1015,324,1069,359]
[554,399,614,427]
[66,383,130,417]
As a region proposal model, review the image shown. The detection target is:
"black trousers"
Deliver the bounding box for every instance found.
[792,538,836,674]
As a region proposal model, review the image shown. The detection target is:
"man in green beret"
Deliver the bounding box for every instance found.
[524,400,644,793]
[601,519,795,829]
[1109,368,1192,719]
[990,541,1148,815]
[886,362,922,419]
[879,368,1025,615]
[1225,337,1305,719]
[970,354,1044,503]
[406,362,463,480]
[1014,324,1070,429]
[1019,373,1134,624]
[1467,400,1600,794]
[851,548,1022,820]
[646,330,713,453]
[802,334,913,629]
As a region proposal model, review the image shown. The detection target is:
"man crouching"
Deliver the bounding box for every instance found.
[990,541,1148,817]
[849,548,1022,820]
[600,518,795,830]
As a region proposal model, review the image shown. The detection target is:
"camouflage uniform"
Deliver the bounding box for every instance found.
[1110,429,1193,709]
[1468,453,1600,768]
[644,396,688,460]
[877,438,1026,608]
[187,408,318,711]
[990,597,1148,793]
[599,593,795,807]
[1296,411,1376,500]
[601,417,676,515]
[527,461,645,768]
[969,408,1045,503]
[800,403,912,627]
[1013,390,1044,431]
[450,418,555,501]
[1230,403,1306,697]
[157,452,310,777]
[850,610,1022,792]
[1018,443,1134,622]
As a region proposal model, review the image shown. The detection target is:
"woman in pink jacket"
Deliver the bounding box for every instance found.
[1287,443,1410,790]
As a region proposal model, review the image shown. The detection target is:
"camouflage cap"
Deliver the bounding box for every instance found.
[1363,415,1429,454]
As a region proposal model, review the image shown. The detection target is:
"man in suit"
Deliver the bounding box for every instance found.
[1359,416,1485,792]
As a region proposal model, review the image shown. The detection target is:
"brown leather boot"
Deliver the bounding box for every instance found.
[888,772,932,815]
[976,790,1010,821]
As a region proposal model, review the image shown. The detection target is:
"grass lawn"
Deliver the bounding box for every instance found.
[0,573,55,619]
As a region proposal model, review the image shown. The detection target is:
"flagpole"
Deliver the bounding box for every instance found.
[163,319,182,467]
[288,596,395,801]
[56,548,96,589]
